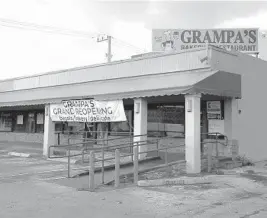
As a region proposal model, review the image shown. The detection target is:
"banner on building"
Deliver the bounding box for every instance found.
[152,28,258,53]
[50,99,127,123]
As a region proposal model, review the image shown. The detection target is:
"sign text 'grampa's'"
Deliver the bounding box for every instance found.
[152,28,258,52]
[50,99,127,123]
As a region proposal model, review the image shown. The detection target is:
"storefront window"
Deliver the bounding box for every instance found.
[0,112,12,132]
[14,113,27,132]
[36,113,44,133]
[110,110,132,135]
[26,112,36,133]
[147,104,185,137]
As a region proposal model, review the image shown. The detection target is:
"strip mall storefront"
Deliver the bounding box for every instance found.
[3,45,267,172]
[0,98,227,145]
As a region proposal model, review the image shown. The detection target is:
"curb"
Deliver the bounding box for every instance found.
[137,176,212,187]
[71,156,161,178]
[8,152,31,158]
[47,158,79,164]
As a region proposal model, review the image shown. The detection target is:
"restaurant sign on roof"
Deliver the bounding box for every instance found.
[152,28,259,53]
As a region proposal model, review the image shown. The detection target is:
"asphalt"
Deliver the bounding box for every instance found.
[0,141,186,190]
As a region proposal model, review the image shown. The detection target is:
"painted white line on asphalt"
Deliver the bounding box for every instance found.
[37,176,67,181]
[8,152,31,158]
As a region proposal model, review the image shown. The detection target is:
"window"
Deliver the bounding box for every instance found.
[36,113,44,133]
[26,112,36,133]
[0,112,12,132]
[14,113,27,132]
[110,110,132,135]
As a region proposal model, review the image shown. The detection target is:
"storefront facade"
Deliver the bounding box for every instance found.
[1,45,267,171]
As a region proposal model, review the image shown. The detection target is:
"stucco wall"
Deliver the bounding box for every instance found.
[210,47,267,161]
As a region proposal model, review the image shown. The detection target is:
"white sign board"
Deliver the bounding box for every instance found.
[208,120,225,135]
[152,28,258,53]
[50,99,127,123]
[17,115,23,125]
[36,113,44,124]
[207,101,221,120]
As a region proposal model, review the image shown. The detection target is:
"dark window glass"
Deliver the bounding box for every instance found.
[26,112,36,133]
[36,113,44,133]
[110,110,132,135]
[0,112,12,132]
[14,113,27,132]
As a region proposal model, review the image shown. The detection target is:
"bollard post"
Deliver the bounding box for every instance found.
[131,136,134,163]
[82,149,84,164]
[133,146,139,184]
[156,139,159,157]
[207,144,213,173]
[165,148,168,166]
[57,133,60,145]
[215,134,219,157]
[89,151,95,192]
[101,146,105,184]
[115,149,120,188]
[67,148,71,178]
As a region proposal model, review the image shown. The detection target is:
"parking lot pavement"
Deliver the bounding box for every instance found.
[2,148,267,218]
[0,152,70,182]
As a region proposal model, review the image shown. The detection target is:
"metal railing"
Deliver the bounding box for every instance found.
[48,130,231,190]
[201,132,229,173]
[54,130,185,146]
[49,133,185,181]
[87,139,183,191]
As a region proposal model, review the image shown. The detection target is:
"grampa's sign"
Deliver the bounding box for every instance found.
[152,28,258,53]
[50,99,126,122]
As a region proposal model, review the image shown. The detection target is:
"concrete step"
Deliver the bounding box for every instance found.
[216,160,243,169]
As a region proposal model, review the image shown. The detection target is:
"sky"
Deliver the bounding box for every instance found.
[0,0,267,80]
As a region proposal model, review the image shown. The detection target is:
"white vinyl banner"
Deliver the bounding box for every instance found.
[50,99,127,123]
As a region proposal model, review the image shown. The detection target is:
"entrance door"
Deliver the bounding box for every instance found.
[26,112,36,133]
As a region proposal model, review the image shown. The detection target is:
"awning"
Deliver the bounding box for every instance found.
[94,70,241,100]
[0,69,241,108]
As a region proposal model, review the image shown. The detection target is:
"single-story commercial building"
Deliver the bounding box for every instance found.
[0,45,266,173]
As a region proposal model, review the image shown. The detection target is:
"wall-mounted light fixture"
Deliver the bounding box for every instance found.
[187,99,192,112]
[135,102,140,114]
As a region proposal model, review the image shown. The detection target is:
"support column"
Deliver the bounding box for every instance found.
[185,94,201,174]
[224,98,239,140]
[43,104,55,157]
[134,98,148,160]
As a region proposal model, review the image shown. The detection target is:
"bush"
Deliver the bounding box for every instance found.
[236,155,254,166]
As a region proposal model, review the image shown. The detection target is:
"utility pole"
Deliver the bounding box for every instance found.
[96,34,112,144]
[97,34,112,63]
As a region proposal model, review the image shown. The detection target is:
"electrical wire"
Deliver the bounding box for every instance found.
[0,17,147,53]
[0,18,98,39]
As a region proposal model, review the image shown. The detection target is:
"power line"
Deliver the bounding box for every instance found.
[0,17,148,59]
[0,17,147,52]
[0,18,98,40]
[112,38,147,53]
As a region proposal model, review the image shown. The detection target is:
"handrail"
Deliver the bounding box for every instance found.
[48,133,149,158]
[49,140,159,159]
[201,132,228,145]
[54,130,132,134]
[50,133,148,148]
